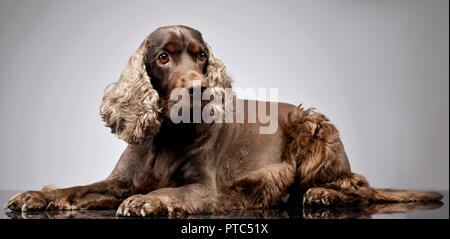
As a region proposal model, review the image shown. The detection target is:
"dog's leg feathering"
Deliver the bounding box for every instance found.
[284,105,442,206]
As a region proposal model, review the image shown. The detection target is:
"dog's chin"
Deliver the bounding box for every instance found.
[165,100,207,119]
[165,98,225,125]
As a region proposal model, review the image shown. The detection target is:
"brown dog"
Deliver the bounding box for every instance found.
[4,25,442,217]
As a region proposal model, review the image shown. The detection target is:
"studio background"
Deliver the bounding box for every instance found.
[0,0,448,191]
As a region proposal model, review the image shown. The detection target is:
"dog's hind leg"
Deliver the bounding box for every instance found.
[302,174,373,207]
[283,105,356,204]
[284,105,442,207]
[303,174,443,207]
[222,162,296,210]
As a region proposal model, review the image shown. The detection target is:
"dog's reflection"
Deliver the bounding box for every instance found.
[300,200,443,219]
[4,201,443,219]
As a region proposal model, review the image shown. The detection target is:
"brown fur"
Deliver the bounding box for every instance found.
[284,105,442,207]
[4,26,442,217]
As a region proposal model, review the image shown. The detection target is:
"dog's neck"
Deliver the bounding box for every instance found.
[153,118,219,148]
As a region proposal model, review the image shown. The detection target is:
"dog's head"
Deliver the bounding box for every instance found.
[100,25,232,144]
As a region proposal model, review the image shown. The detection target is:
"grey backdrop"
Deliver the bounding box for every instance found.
[0,0,448,191]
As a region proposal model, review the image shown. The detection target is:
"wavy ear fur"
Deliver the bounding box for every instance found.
[205,43,233,89]
[100,34,232,144]
[100,36,161,144]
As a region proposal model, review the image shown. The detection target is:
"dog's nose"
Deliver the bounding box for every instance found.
[184,79,209,95]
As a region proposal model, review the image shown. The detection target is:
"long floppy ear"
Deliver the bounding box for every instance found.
[100,36,161,144]
[205,42,233,89]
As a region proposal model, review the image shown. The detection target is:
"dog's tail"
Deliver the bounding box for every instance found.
[370,188,443,202]
[332,173,443,204]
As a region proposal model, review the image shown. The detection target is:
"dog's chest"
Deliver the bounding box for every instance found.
[132,148,198,193]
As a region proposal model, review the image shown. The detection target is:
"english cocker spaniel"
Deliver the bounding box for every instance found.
[5,25,442,217]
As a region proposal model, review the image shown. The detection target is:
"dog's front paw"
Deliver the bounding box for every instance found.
[116,194,169,217]
[4,190,74,212]
[5,191,50,212]
[4,191,64,212]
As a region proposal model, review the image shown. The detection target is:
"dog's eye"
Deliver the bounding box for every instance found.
[158,53,170,64]
[198,51,207,62]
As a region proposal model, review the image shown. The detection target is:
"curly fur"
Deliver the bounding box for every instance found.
[283,105,443,205]
[100,34,232,144]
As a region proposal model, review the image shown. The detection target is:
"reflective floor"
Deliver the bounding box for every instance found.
[1,190,448,219]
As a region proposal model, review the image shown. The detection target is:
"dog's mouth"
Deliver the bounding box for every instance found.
[169,89,210,108]
[187,85,208,96]
[164,86,225,123]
